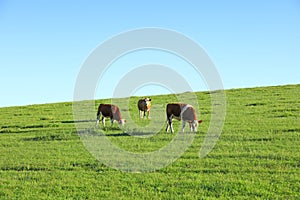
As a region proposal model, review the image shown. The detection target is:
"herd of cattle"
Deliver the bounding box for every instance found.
[96,98,203,133]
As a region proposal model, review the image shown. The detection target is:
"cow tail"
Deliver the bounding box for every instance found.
[96,106,100,117]
[96,105,102,120]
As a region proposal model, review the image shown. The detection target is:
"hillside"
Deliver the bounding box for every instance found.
[0,84,299,199]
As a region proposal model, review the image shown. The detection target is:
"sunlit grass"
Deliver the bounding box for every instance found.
[0,84,299,199]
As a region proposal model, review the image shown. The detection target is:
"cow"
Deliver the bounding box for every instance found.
[166,103,202,133]
[137,98,151,118]
[96,104,126,127]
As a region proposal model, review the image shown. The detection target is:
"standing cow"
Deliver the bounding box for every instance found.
[96,104,126,127]
[166,103,202,133]
[137,98,151,118]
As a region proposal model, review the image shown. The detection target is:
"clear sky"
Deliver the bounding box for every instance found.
[0,1,299,107]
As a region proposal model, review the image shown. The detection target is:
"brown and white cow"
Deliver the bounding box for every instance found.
[96,104,126,127]
[166,103,202,133]
[137,98,151,118]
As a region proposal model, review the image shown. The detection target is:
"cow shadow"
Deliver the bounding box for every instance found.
[105,132,130,137]
[61,120,94,124]
[104,131,155,137]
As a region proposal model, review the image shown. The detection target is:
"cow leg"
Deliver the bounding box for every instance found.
[166,116,174,133]
[182,121,186,132]
[190,122,195,132]
[96,112,102,126]
[166,116,171,133]
[139,110,143,118]
[102,117,105,127]
[166,121,170,132]
[147,110,151,119]
[110,118,114,126]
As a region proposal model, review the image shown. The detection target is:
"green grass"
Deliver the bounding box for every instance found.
[0,84,299,199]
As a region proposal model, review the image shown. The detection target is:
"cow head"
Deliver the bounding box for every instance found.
[118,119,126,126]
[144,98,151,111]
[189,120,203,132]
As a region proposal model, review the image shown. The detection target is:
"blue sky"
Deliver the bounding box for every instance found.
[0,1,299,107]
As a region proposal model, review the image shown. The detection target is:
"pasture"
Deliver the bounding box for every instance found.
[0,84,299,199]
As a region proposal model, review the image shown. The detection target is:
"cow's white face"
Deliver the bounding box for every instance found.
[190,120,203,132]
[190,120,198,132]
[119,119,126,126]
[144,98,151,111]
[145,101,151,111]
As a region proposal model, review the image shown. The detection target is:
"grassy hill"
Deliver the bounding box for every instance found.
[0,84,299,199]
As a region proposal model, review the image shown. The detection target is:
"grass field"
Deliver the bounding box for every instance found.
[0,84,299,199]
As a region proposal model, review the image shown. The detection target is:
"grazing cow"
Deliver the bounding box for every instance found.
[166,103,202,133]
[137,98,151,118]
[96,104,126,127]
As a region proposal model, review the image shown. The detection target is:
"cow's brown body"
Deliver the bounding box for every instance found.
[137,98,151,118]
[96,104,125,127]
[166,103,202,133]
